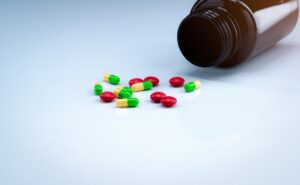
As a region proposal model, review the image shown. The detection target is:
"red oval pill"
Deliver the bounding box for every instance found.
[150,92,167,103]
[100,92,116,102]
[129,78,143,86]
[169,77,185,87]
[161,96,177,107]
[144,76,159,86]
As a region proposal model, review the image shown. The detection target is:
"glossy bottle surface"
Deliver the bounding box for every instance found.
[178,0,299,67]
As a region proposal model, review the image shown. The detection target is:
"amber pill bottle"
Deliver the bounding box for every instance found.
[178,0,299,67]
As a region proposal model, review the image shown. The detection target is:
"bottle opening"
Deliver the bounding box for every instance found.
[178,8,238,67]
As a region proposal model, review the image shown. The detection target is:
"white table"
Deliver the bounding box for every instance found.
[1,1,299,184]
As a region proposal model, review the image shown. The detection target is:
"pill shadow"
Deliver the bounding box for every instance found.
[181,43,298,80]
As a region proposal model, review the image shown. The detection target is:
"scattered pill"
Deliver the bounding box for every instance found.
[169,77,185,87]
[129,78,144,86]
[94,83,103,95]
[95,74,201,108]
[184,80,201,92]
[100,92,116,102]
[144,76,159,86]
[116,98,139,108]
[103,74,120,85]
[131,81,153,92]
[150,92,167,103]
[113,86,133,99]
[161,96,177,107]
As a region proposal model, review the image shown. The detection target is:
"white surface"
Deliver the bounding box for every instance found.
[0,1,300,185]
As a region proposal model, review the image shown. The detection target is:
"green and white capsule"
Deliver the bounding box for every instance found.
[131,81,153,92]
[94,83,103,95]
[116,98,139,108]
[184,80,201,92]
[113,86,133,99]
[103,74,120,85]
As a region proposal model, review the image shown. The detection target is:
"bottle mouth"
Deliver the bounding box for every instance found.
[178,8,238,67]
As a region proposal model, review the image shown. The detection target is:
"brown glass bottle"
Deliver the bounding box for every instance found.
[178,0,299,67]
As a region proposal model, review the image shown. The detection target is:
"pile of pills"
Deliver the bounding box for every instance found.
[94,74,201,108]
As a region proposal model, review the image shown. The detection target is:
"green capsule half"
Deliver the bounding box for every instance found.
[143,81,153,90]
[94,83,103,95]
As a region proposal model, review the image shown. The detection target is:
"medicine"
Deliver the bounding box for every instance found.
[184,80,201,92]
[113,86,133,99]
[169,77,185,87]
[161,96,177,107]
[131,81,153,92]
[100,92,116,102]
[150,92,166,103]
[129,78,143,87]
[144,76,159,86]
[94,83,103,95]
[116,98,139,108]
[103,74,120,85]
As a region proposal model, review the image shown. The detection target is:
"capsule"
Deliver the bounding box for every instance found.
[113,86,133,99]
[94,83,103,95]
[116,98,139,108]
[103,74,120,85]
[184,80,201,92]
[131,81,153,92]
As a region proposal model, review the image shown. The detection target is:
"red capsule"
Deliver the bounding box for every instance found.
[161,96,177,107]
[144,76,159,86]
[129,78,143,86]
[100,92,116,102]
[150,92,167,103]
[169,77,185,87]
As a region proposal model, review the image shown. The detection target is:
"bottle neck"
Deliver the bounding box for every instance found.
[178,8,239,67]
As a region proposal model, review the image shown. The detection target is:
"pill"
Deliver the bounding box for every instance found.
[103,74,120,85]
[144,76,159,86]
[184,80,201,92]
[150,92,167,103]
[169,77,185,87]
[129,78,143,86]
[161,96,177,107]
[113,86,133,99]
[131,81,153,92]
[116,98,139,108]
[94,83,103,95]
[100,92,116,102]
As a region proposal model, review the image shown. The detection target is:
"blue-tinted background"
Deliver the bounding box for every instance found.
[1,1,300,185]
